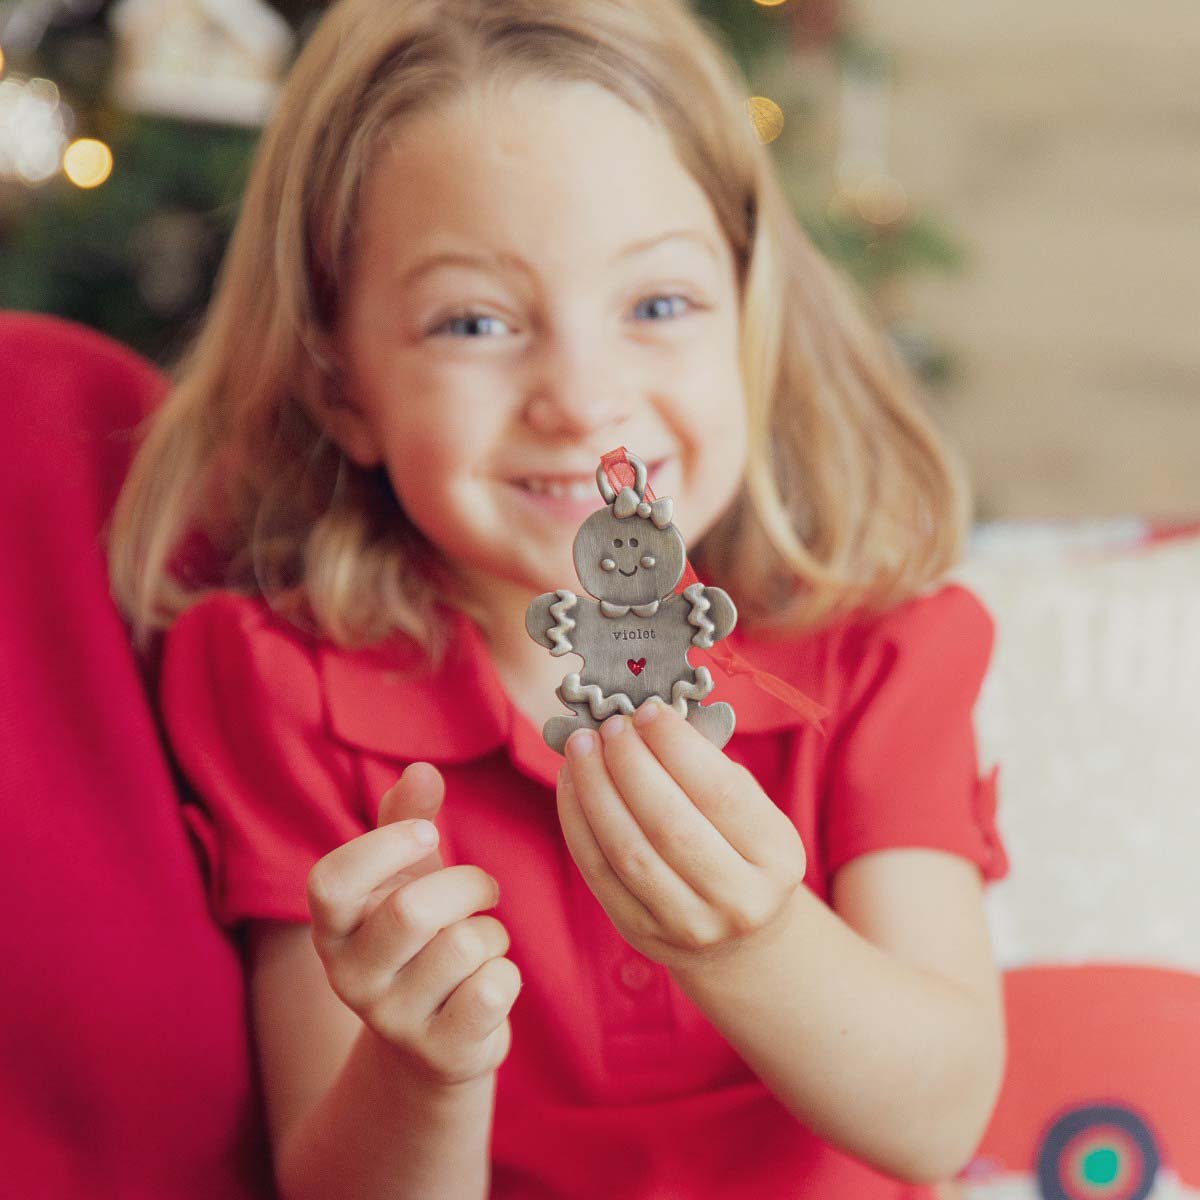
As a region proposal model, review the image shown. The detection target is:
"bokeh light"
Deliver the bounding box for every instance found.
[854,173,908,227]
[746,95,784,144]
[63,137,113,188]
[0,76,71,184]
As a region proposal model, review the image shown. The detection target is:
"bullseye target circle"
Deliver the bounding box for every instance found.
[1062,1124,1140,1198]
[1036,1105,1160,1200]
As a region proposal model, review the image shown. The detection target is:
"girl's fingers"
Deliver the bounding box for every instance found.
[379,761,445,826]
[595,712,759,910]
[306,818,443,940]
[563,728,708,927]
[361,913,512,1047]
[433,955,523,1043]
[631,701,804,878]
[413,915,511,1017]
[312,763,448,941]
[556,764,658,939]
[335,865,500,1001]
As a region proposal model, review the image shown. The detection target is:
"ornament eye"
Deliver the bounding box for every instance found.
[640,555,656,569]
[630,538,639,547]
[600,557,616,572]
[613,539,623,548]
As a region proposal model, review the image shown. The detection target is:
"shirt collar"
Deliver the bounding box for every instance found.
[319,607,811,790]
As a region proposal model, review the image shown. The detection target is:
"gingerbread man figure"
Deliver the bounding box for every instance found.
[525,452,738,754]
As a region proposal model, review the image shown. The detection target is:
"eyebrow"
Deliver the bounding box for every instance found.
[397,229,720,289]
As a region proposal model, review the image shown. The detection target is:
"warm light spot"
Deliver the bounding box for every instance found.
[752,0,791,7]
[854,173,908,226]
[0,45,6,76]
[746,96,784,144]
[63,138,113,188]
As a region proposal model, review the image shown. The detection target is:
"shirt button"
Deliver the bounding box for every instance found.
[617,957,654,992]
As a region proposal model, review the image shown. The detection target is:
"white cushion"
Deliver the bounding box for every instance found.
[956,528,1200,974]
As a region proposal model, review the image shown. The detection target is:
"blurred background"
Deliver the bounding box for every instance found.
[0,0,1196,520]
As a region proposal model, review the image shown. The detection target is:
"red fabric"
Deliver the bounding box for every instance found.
[160,582,1007,1199]
[0,313,274,1199]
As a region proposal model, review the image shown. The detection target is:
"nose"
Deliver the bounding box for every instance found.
[520,325,634,437]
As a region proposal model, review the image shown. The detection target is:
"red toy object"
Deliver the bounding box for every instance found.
[0,313,274,1199]
[965,965,1200,1200]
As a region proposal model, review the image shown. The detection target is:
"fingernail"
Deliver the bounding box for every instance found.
[413,821,439,846]
[634,698,663,727]
[566,729,596,758]
[600,715,626,742]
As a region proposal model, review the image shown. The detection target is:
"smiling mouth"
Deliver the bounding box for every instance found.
[509,456,671,495]
[618,567,638,576]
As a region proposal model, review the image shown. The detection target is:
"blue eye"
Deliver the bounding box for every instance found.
[431,311,511,338]
[633,294,694,321]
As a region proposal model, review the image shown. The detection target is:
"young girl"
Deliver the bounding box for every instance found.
[109,1,1009,1197]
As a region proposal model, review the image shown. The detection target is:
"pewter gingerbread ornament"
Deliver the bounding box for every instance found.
[525,452,738,754]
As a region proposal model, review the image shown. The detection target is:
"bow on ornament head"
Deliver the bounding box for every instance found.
[613,488,673,527]
[595,453,674,529]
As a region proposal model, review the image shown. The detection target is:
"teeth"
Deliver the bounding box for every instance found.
[518,478,594,500]
[550,480,594,500]
[514,458,668,500]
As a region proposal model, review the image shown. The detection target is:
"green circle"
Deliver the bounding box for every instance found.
[1082,1147,1120,1186]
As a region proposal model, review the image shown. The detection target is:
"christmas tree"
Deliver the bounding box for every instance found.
[0,0,962,377]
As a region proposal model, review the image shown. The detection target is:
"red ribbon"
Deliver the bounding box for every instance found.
[599,447,826,731]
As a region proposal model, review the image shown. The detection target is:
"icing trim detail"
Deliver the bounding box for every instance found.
[670,666,713,712]
[560,666,714,719]
[560,673,637,719]
[683,583,715,648]
[547,590,578,656]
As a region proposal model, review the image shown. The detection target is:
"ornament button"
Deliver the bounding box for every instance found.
[617,957,654,992]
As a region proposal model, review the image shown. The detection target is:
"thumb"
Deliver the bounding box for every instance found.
[378,761,446,828]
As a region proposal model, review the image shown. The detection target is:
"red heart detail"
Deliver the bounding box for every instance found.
[627,658,646,676]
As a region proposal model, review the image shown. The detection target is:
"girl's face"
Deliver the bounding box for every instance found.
[335,78,748,607]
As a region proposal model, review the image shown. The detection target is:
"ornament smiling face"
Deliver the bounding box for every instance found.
[571,457,686,605]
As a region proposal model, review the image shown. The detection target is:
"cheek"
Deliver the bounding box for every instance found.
[369,412,498,550]
[679,385,749,543]
[695,347,749,456]
[662,335,747,438]
[355,347,511,462]
[374,425,452,518]
[371,388,498,484]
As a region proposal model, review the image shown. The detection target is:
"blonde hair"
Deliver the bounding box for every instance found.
[108,0,970,652]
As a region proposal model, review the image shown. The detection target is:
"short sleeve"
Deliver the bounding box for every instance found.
[159,594,368,927]
[820,584,1009,884]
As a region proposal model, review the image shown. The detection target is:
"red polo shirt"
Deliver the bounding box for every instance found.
[160,582,1008,1200]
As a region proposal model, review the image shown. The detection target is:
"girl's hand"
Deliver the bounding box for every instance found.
[556,699,807,973]
[306,763,521,1088]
